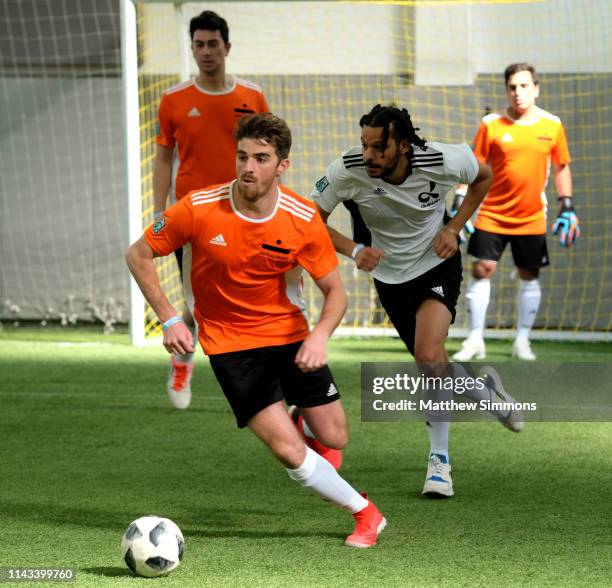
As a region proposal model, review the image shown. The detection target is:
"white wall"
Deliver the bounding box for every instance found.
[415,0,611,85]
[140,1,396,75]
[141,1,610,80]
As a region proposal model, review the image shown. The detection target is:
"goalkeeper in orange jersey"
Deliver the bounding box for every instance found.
[453,63,580,362]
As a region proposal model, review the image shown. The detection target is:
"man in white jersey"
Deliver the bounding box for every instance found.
[311,104,522,498]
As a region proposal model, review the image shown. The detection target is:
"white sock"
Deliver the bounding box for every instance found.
[450,363,489,402]
[425,421,449,460]
[175,323,197,363]
[466,278,490,339]
[517,279,541,340]
[286,447,368,513]
[302,418,316,439]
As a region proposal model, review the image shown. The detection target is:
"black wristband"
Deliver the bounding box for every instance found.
[452,192,464,210]
[558,196,574,212]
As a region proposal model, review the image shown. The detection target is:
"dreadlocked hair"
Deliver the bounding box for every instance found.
[359,104,427,152]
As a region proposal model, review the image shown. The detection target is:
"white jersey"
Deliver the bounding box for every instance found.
[311,141,479,283]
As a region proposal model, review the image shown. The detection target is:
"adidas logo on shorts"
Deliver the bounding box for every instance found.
[326,383,338,397]
[431,286,444,297]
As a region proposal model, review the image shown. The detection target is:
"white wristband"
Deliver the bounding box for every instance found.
[162,316,183,331]
[351,243,366,260]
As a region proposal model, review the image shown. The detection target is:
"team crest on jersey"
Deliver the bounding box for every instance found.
[315,176,330,193]
[153,217,167,234]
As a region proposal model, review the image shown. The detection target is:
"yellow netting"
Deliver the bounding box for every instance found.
[138,1,611,337]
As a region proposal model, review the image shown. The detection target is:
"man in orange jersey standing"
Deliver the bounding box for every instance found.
[127,113,386,549]
[153,10,269,409]
[453,63,580,362]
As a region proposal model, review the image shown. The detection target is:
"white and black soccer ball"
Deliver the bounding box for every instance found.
[121,515,184,578]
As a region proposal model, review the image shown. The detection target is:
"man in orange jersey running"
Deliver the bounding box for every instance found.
[453,63,580,362]
[153,10,269,409]
[127,113,386,549]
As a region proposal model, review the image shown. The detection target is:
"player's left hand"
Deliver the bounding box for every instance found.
[295,332,328,372]
[434,227,460,259]
[552,197,581,247]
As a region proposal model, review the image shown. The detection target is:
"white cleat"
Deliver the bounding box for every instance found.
[452,336,486,361]
[422,453,454,498]
[479,366,524,432]
[167,356,194,410]
[512,337,536,361]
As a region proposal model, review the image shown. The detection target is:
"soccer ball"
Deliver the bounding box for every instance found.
[121,515,184,578]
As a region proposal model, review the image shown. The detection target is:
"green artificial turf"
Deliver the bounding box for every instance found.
[1,330,610,586]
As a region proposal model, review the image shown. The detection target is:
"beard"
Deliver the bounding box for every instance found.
[237,175,275,203]
[365,150,402,181]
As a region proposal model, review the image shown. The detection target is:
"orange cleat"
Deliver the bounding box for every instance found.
[288,406,343,470]
[345,495,386,548]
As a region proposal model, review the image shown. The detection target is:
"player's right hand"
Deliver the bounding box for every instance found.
[163,322,194,356]
[354,246,387,272]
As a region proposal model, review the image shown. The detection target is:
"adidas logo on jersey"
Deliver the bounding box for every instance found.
[373,187,387,194]
[326,383,338,397]
[210,233,227,246]
[431,286,444,297]
[187,107,201,117]
[502,133,514,142]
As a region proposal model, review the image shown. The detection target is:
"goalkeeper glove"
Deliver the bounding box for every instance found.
[552,196,580,247]
[450,190,474,244]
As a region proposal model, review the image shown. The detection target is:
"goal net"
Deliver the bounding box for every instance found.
[0,0,127,333]
[131,0,611,342]
[1,1,610,342]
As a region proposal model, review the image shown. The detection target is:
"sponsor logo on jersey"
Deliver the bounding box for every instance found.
[537,135,553,141]
[502,133,514,142]
[315,176,330,193]
[417,181,440,207]
[210,233,227,246]
[153,217,166,234]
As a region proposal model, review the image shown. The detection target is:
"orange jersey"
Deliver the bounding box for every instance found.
[144,182,339,355]
[156,77,269,200]
[473,108,571,235]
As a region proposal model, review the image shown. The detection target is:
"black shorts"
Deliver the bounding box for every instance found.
[467,229,550,269]
[174,247,184,278]
[208,341,340,428]
[374,252,462,356]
